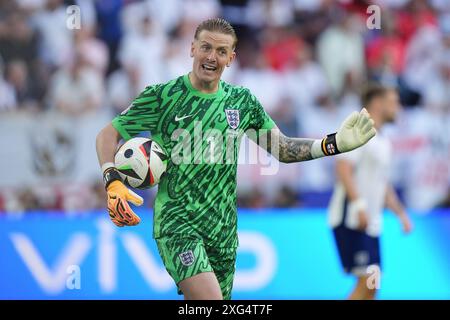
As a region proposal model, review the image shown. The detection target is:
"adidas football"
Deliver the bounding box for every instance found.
[114,137,168,189]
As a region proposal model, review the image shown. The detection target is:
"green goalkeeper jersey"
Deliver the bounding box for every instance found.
[112,74,275,248]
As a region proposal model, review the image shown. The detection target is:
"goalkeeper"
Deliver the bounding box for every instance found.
[95,18,376,300]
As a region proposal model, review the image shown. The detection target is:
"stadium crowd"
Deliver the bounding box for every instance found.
[0,0,449,213]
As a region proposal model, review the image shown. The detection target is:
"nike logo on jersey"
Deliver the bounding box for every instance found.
[175,114,193,121]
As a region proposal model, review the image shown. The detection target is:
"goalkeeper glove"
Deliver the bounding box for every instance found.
[103,167,143,227]
[316,108,376,157]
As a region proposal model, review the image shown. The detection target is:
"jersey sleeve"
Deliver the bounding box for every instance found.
[111,84,161,140]
[247,91,276,134]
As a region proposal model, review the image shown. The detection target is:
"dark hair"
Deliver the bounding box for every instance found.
[194,18,238,49]
[361,83,395,107]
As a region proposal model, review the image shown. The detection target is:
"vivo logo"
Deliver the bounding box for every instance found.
[7,219,277,296]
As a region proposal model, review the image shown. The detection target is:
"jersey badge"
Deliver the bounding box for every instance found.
[225,109,240,129]
[179,250,195,266]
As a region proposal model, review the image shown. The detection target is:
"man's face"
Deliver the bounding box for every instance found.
[190,30,236,84]
[381,90,401,123]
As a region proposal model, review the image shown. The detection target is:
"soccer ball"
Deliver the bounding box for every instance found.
[114,137,168,189]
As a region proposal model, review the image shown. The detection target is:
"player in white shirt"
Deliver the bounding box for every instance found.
[328,84,413,300]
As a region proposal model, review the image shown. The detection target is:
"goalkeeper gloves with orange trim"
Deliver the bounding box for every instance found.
[103,167,143,227]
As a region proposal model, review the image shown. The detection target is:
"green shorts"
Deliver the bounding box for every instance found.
[156,234,237,300]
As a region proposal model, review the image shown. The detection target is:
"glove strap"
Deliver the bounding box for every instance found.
[103,167,122,190]
[321,133,341,156]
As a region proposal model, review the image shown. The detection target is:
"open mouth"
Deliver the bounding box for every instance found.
[202,64,217,71]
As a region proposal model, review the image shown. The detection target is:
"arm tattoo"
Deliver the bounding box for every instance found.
[260,129,314,163]
[278,135,314,163]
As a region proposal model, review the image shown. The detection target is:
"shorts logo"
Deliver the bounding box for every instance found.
[179,250,195,266]
[355,251,369,266]
[225,109,240,129]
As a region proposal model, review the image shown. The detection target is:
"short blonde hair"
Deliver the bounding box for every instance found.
[194,18,238,49]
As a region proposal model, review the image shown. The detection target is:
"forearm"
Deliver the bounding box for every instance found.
[341,180,360,202]
[269,134,332,163]
[96,123,121,169]
[385,184,406,216]
[256,108,376,163]
[336,160,360,201]
[257,128,320,163]
[276,136,315,163]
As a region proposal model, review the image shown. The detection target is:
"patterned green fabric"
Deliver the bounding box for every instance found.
[112,74,275,248]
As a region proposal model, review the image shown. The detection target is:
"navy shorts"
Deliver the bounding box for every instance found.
[332,225,381,276]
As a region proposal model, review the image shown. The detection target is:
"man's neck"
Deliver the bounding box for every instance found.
[188,72,219,94]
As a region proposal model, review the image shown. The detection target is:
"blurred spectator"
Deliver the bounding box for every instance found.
[0,56,16,112]
[396,0,437,43]
[338,65,363,110]
[246,0,295,28]
[3,186,60,213]
[164,18,198,81]
[317,10,365,98]
[48,52,104,116]
[220,0,251,38]
[238,52,284,114]
[422,54,450,112]
[273,185,301,208]
[74,26,109,76]
[292,0,333,45]
[397,107,450,210]
[31,0,73,68]
[33,185,62,211]
[121,0,152,34]
[181,0,220,23]
[18,188,40,211]
[0,9,47,100]
[5,60,40,111]
[366,10,406,86]
[75,0,98,30]
[420,14,450,110]
[402,24,441,105]
[0,11,40,69]
[261,25,303,72]
[270,95,298,137]
[0,0,450,213]
[283,43,330,112]
[95,0,124,74]
[106,68,135,114]
[149,0,184,33]
[118,15,167,91]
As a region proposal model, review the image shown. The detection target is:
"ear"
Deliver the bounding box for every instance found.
[227,51,236,67]
[190,42,195,57]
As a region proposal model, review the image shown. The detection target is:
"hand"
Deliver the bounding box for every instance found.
[399,212,413,234]
[357,210,369,231]
[107,180,143,227]
[336,108,377,153]
[347,198,368,231]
